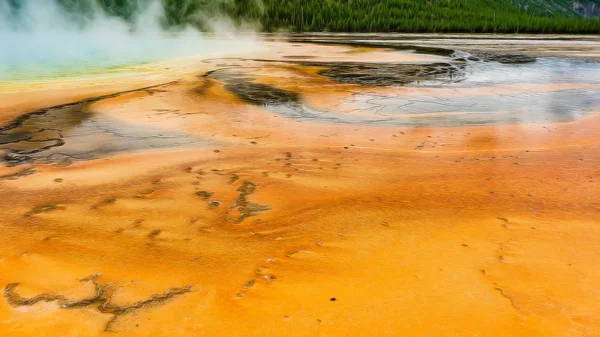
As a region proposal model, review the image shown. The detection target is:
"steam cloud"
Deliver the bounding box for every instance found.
[0,0,260,81]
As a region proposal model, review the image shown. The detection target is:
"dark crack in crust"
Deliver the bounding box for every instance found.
[4,275,106,309]
[25,204,67,216]
[99,285,192,331]
[4,275,192,332]
[229,181,271,223]
[287,38,455,57]
[0,167,35,180]
[468,52,536,64]
[226,81,300,105]
[302,61,466,86]
[205,69,300,106]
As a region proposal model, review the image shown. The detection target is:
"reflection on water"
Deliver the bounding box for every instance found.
[0,96,211,166]
[268,88,600,127]
[293,37,600,86]
[450,57,600,87]
[3,38,600,166]
[219,51,600,127]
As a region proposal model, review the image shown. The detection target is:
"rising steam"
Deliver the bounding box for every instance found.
[0,0,260,81]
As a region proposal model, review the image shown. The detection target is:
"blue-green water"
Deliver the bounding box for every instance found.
[0,32,255,82]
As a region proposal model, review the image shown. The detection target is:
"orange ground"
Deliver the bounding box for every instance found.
[0,40,599,337]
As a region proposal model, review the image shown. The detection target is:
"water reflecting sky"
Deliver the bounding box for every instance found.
[264,54,600,127]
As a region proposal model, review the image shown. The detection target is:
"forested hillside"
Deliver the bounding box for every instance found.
[255,0,600,33]
[5,0,600,33]
[510,0,599,18]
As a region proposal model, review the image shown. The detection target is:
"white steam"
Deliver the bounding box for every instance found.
[0,0,259,81]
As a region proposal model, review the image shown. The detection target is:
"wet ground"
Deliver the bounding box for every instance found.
[5,42,600,167]
[0,35,599,337]
[0,84,212,166]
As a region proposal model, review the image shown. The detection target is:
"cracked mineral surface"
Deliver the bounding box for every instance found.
[1,35,600,337]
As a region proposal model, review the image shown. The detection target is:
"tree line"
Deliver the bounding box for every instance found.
[253,0,600,34]
[11,0,600,34]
